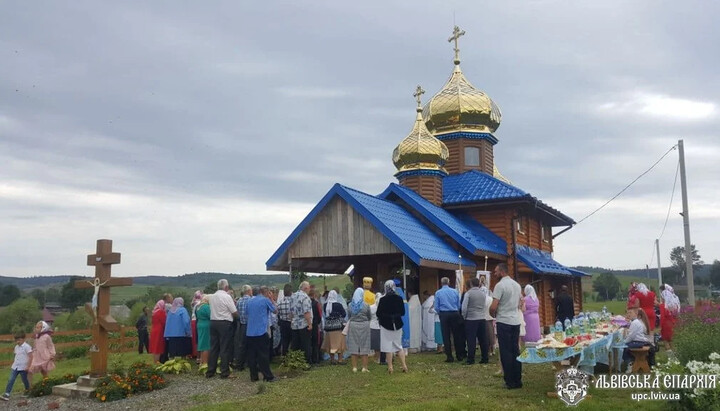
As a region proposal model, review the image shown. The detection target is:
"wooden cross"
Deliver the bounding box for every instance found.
[74,239,132,377]
[448,25,466,63]
[413,85,425,108]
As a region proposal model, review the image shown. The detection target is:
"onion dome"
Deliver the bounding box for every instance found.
[393,86,449,174]
[493,164,512,185]
[423,26,502,134]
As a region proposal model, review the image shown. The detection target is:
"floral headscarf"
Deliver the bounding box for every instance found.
[35,321,52,338]
[350,288,365,315]
[170,297,184,314]
[191,290,203,309]
[662,284,681,314]
[152,299,166,314]
[325,290,338,316]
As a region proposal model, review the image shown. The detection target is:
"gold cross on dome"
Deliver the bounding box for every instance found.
[448,25,466,64]
[413,85,425,107]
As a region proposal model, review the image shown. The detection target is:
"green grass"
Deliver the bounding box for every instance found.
[189,353,664,411]
[109,285,153,305]
[0,352,147,395]
[583,300,628,316]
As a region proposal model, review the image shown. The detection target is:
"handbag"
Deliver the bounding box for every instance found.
[324,316,344,332]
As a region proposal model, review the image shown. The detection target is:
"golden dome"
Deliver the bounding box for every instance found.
[393,86,449,174]
[423,27,502,134]
[493,164,512,184]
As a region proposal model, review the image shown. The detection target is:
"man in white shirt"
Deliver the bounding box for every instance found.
[207,279,239,379]
[489,263,523,389]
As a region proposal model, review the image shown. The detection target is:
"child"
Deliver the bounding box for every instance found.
[29,321,55,378]
[623,309,654,372]
[2,332,33,401]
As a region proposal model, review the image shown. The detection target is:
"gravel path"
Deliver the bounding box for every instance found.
[2,374,260,411]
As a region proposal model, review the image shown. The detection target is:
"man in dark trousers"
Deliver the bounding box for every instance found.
[135,306,150,354]
[245,286,277,382]
[555,285,575,327]
[434,277,466,363]
[489,263,523,390]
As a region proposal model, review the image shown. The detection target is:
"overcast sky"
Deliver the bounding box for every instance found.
[1,1,718,277]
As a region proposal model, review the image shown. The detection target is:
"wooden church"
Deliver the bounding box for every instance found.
[267,27,587,327]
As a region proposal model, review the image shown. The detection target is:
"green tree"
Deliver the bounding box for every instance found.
[128,301,153,327]
[290,270,308,291]
[661,267,682,286]
[0,298,41,334]
[592,272,621,301]
[53,309,92,331]
[30,289,46,307]
[60,276,94,310]
[710,260,720,289]
[45,287,61,303]
[342,283,354,302]
[203,281,218,294]
[0,284,22,306]
[670,245,704,273]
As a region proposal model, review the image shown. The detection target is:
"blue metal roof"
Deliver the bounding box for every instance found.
[568,267,591,277]
[266,183,475,270]
[379,183,507,257]
[443,170,528,205]
[516,245,587,276]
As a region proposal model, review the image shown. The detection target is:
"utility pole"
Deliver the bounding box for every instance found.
[656,239,662,288]
[678,139,695,305]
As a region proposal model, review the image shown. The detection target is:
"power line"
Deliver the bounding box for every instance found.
[576,144,678,225]
[658,160,680,240]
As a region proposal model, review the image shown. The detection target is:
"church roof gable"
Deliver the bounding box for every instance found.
[516,245,588,276]
[266,184,475,271]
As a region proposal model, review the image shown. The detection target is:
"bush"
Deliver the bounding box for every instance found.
[656,353,720,410]
[155,358,192,374]
[94,375,132,403]
[0,298,41,334]
[674,303,720,365]
[28,374,78,397]
[281,349,309,371]
[61,346,88,359]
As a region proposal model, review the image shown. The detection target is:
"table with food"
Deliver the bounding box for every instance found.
[517,310,629,373]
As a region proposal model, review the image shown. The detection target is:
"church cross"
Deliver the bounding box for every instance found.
[413,85,425,108]
[74,239,132,377]
[448,25,466,64]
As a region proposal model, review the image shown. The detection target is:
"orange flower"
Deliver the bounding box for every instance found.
[101,395,106,401]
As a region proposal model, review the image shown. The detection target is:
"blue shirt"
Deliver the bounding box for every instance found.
[246,295,276,337]
[434,285,460,312]
[164,307,191,337]
[237,295,251,325]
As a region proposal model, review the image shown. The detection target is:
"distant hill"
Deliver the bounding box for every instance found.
[572,265,711,279]
[0,272,292,291]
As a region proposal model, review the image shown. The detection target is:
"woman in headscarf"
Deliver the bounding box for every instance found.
[195,295,211,366]
[321,290,347,364]
[190,290,202,361]
[627,282,640,311]
[377,280,408,373]
[659,284,680,351]
[523,284,541,343]
[370,292,383,362]
[149,299,168,363]
[346,287,372,372]
[164,297,192,358]
[636,283,656,331]
[29,321,55,378]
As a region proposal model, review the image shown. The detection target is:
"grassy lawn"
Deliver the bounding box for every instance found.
[191,352,665,411]
[583,300,628,316]
[0,352,148,395]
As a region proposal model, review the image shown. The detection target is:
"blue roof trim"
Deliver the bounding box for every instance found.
[395,169,447,179]
[435,131,498,145]
[568,268,591,277]
[266,184,475,270]
[516,245,574,275]
[379,183,507,257]
[443,170,529,205]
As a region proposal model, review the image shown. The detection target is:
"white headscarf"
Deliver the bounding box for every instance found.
[637,283,649,296]
[662,284,681,314]
[524,284,538,302]
[325,290,338,316]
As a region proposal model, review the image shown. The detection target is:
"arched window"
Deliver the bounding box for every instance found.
[464,146,480,167]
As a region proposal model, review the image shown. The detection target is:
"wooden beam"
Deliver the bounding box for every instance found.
[87,253,121,266]
[74,277,133,289]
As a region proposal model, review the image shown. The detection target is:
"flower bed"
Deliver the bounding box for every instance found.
[674,303,720,365]
[656,353,720,410]
[28,373,79,397]
[94,362,167,402]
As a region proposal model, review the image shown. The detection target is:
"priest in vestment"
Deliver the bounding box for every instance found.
[408,291,422,352]
[421,291,437,350]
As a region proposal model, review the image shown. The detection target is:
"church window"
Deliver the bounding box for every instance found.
[542,225,551,242]
[516,217,526,235]
[464,146,480,167]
